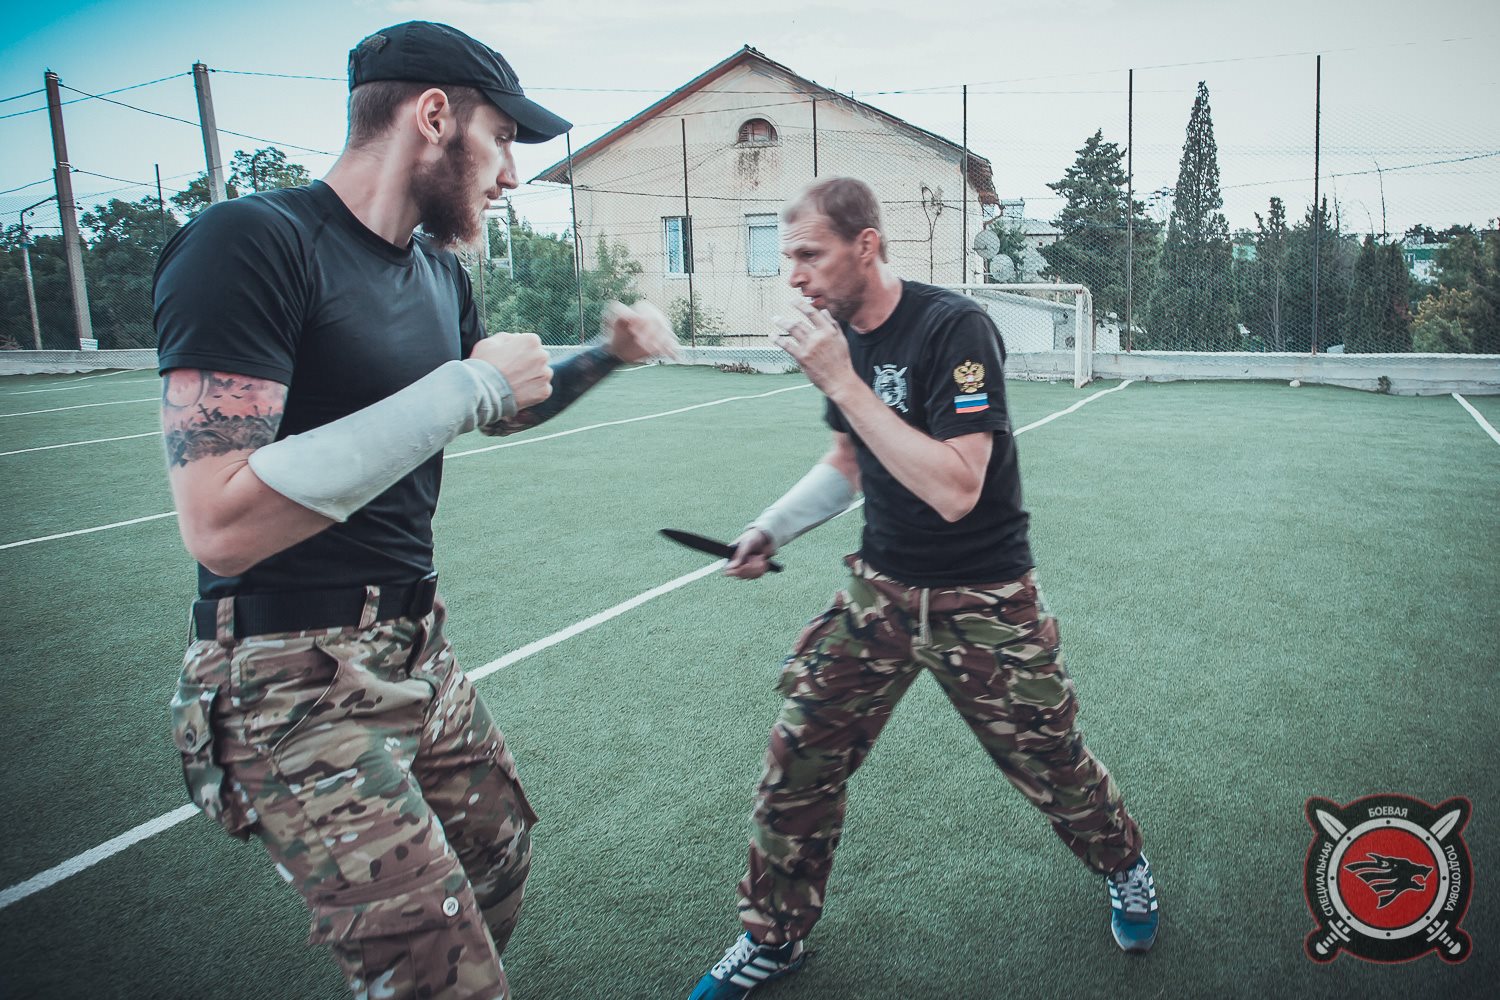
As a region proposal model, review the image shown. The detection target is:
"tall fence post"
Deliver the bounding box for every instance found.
[1311,54,1322,354]
[811,96,818,177]
[44,71,93,350]
[961,84,968,284]
[192,63,227,204]
[681,117,695,347]
[566,132,584,343]
[1125,68,1134,352]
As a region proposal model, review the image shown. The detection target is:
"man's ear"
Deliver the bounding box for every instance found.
[857,227,881,264]
[412,87,452,146]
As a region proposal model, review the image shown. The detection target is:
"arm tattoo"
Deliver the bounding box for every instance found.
[161,370,285,467]
[484,344,621,436]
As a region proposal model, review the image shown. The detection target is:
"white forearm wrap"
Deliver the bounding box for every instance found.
[248,359,516,522]
[749,461,857,549]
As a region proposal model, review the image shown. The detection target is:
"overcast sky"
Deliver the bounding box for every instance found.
[3,0,1497,240]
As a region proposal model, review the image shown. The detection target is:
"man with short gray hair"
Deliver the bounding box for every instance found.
[689,176,1158,999]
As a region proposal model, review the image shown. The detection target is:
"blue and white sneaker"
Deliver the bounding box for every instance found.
[1107,853,1160,952]
[688,932,806,999]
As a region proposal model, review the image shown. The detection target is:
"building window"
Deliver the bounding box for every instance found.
[746,213,779,276]
[737,118,778,145]
[664,216,692,274]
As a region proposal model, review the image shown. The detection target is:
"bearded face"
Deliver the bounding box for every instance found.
[412,128,483,248]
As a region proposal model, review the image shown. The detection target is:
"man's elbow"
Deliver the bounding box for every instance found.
[179,520,258,578]
[935,484,983,523]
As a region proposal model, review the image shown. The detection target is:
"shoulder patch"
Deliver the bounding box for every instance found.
[954,360,985,393]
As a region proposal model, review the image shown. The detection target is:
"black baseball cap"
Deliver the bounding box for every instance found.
[348,21,570,143]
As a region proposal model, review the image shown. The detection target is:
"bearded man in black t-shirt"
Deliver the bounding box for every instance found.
[688,178,1159,1000]
[155,22,676,1000]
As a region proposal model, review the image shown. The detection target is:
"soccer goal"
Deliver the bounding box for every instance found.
[941,283,1097,387]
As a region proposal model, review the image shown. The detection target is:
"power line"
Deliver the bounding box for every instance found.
[213,69,342,82]
[0,88,43,105]
[0,71,191,122]
[57,83,337,156]
[0,177,53,197]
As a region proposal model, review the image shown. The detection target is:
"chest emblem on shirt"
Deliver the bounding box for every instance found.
[872,365,909,413]
[954,361,986,393]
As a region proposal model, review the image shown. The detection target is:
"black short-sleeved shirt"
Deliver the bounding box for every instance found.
[826,280,1033,586]
[154,181,485,599]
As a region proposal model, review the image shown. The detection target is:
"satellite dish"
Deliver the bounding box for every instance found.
[973,227,1001,261]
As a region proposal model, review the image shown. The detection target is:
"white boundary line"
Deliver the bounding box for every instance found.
[0,380,1133,911]
[0,512,179,551]
[1452,393,1500,447]
[4,372,154,395]
[0,430,160,458]
[0,397,157,419]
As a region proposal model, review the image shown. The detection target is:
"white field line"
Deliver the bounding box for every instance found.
[0,430,160,458]
[0,397,157,418]
[1452,393,1500,447]
[0,384,814,550]
[4,372,155,395]
[447,383,812,459]
[0,512,179,551]
[0,379,1132,910]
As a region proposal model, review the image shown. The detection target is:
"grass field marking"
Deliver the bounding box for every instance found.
[0,396,158,419]
[447,382,814,459]
[0,430,161,458]
[1014,379,1134,435]
[0,511,178,551]
[0,383,1128,909]
[0,804,199,911]
[468,561,725,682]
[1452,393,1500,447]
[1,369,143,395]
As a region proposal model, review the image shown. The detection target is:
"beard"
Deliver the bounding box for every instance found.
[412,131,483,249]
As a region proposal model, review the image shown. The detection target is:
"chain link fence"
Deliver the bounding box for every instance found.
[3,44,1497,362]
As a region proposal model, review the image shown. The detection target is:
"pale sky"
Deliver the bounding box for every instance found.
[3,0,1497,240]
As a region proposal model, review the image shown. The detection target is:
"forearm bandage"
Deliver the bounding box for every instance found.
[248,359,515,522]
[482,343,621,437]
[749,461,857,549]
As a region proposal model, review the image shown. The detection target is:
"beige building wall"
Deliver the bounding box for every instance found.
[568,62,992,341]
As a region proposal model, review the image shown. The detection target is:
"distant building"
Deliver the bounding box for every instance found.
[532,46,997,337]
[1401,237,1444,283]
[976,198,1056,282]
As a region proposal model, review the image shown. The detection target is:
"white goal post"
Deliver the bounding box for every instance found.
[941,283,1096,387]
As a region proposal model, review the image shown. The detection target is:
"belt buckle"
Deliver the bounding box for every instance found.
[410,572,438,617]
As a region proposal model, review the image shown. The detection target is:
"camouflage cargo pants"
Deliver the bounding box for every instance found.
[738,557,1142,945]
[171,592,536,1000]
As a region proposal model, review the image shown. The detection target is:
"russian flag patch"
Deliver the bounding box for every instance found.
[954,392,988,413]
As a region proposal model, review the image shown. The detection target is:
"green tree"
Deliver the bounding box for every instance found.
[479,218,643,345]
[1410,287,1474,353]
[229,147,312,194]
[1039,129,1159,319]
[80,195,182,348]
[1239,197,1292,350]
[170,173,239,219]
[1144,82,1234,349]
[667,293,726,346]
[1344,236,1412,353]
[0,226,74,349]
[1419,229,1500,353]
[1281,197,1356,352]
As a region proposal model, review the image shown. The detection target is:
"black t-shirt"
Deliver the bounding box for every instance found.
[154,180,484,599]
[826,281,1033,586]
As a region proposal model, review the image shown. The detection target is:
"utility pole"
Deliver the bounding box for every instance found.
[193,62,227,203]
[566,131,584,343]
[681,117,696,347]
[155,163,167,243]
[18,197,54,350]
[44,71,93,350]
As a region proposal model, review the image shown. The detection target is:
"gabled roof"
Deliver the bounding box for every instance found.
[531,46,996,204]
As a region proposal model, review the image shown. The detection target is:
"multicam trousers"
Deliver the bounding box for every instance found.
[737,557,1142,945]
[170,592,536,1000]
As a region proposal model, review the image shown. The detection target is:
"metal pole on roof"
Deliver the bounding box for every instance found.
[566,132,585,343]
[1125,68,1134,352]
[961,84,968,284]
[682,117,696,347]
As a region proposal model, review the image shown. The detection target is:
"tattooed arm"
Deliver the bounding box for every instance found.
[161,369,333,577]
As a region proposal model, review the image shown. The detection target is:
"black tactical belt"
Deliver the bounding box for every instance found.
[192,573,438,641]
